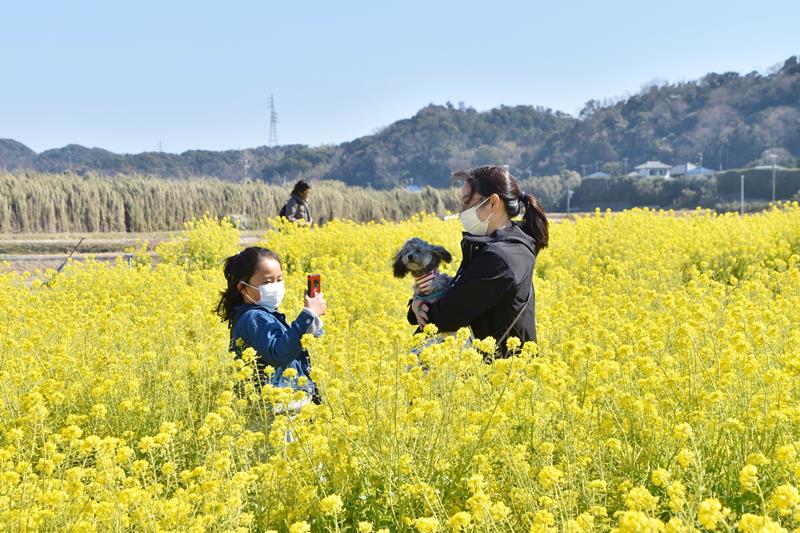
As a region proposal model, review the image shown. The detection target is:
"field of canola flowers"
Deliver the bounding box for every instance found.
[2,205,800,532]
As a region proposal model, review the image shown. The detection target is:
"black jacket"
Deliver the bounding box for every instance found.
[408,223,537,354]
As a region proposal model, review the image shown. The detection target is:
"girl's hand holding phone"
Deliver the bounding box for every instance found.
[305,274,326,316]
[304,291,326,316]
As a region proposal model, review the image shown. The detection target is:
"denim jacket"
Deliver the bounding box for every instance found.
[229,303,318,397]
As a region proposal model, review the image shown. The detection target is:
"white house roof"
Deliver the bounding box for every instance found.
[635,160,671,170]
[753,164,786,170]
[587,171,611,178]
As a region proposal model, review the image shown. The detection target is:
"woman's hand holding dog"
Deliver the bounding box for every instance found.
[305,292,327,316]
[411,299,429,327]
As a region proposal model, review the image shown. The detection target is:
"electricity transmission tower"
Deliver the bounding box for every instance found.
[268,96,278,146]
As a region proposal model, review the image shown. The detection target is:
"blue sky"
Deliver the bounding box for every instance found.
[2,0,798,154]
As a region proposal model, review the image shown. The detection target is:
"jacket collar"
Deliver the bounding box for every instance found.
[461,222,537,256]
[233,303,286,322]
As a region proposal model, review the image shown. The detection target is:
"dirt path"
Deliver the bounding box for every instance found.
[1,235,262,273]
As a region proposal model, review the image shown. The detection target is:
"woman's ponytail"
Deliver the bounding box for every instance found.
[519,191,549,252]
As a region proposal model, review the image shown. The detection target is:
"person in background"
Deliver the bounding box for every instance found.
[281,180,313,225]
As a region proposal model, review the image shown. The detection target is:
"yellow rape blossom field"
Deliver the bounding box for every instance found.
[2,205,800,532]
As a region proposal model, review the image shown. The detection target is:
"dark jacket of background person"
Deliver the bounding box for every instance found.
[282,194,312,224]
[408,223,537,354]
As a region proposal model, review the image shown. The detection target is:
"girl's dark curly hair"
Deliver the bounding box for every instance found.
[216,246,282,327]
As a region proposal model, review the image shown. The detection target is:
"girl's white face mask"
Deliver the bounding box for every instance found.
[242,280,285,310]
[459,197,493,235]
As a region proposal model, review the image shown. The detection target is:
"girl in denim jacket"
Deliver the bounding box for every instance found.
[216,247,326,406]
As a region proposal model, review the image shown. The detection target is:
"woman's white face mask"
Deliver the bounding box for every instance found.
[459,197,493,235]
[241,280,285,310]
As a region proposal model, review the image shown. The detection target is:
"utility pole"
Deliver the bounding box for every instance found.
[240,150,250,182]
[740,174,745,216]
[268,95,279,147]
[595,160,602,172]
[581,164,587,178]
[623,157,628,175]
[769,153,777,203]
[158,140,163,152]
[698,152,703,169]
[566,184,573,214]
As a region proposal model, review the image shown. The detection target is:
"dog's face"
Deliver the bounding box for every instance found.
[393,238,452,278]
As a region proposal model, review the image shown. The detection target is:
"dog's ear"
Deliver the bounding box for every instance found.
[431,245,452,263]
[393,249,409,278]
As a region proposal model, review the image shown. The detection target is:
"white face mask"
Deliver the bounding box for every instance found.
[459,197,493,235]
[242,280,285,310]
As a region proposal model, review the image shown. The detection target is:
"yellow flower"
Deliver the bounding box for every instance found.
[737,514,787,533]
[677,448,694,468]
[613,511,664,533]
[625,486,658,512]
[531,509,555,530]
[490,501,511,520]
[538,465,563,490]
[320,494,344,515]
[697,498,727,530]
[665,518,686,533]
[668,481,686,512]
[672,423,692,441]
[90,404,107,419]
[506,336,522,353]
[288,522,311,533]
[651,468,670,488]
[739,464,758,492]
[775,444,797,465]
[447,511,472,531]
[414,516,439,533]
[769,484,800,516]
[588,479,608,493]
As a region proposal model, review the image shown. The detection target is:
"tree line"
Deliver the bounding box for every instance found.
[4,170,800,233]
[0,173,461,233]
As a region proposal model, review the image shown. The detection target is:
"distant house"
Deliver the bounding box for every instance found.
[669,162,697,177]
[684,166,716,177]
[634,161,671,177]
[586,171,611,178]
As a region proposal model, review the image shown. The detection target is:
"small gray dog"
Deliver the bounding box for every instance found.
[393,238,453,303]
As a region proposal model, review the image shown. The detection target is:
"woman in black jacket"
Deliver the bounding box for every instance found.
[408,166,548,356]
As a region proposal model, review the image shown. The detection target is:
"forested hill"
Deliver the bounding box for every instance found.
[2,55,799,188]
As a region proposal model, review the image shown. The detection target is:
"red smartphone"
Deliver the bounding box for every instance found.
[307,274,321,297]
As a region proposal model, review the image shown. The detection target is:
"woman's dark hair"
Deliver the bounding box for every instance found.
[452,166,549,251]
[291,180,311,196]
[216,246,282,328]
